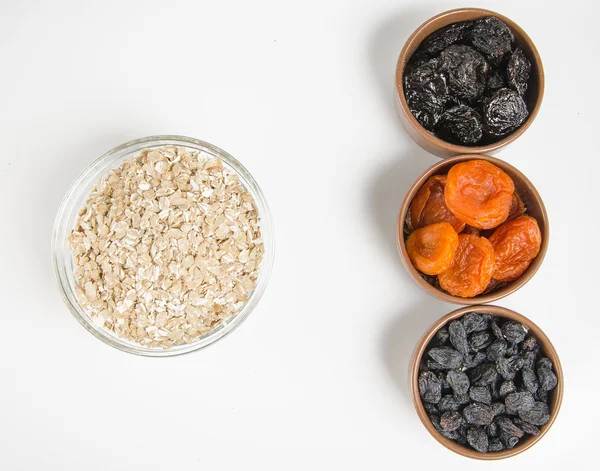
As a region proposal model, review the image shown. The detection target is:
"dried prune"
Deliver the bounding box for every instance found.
[488,438,504,451]
[487,340,507,362]
[470,363,499,386]
[499,380,516,398]
[469,386,492,405]
[440,411,464,431]
[462,312,488,333]
[538,367,558,392]
[489,216,542,281]
[428,346,464,369]
[436,105,483,145]
[404,58,449,130]
[469,331,492,351]
[410,175,466,232]
[469,17,514,64]
[417,21,474,57]
[507,48,531,96]
[464,403,493,425]
[518,401,550,426]
[446,369,470,396]
[467,426,489,452]
[483,88,529,137]
[448,320,470,355]
[407,222,459,275]
[505,391,535,414]
[486,68,506,91]
[495,416,524,438]
[513,418,540,435]
[445,160,515,229]
[501,321,528,344]
[438,234,495,297]
[439,45,490,102]
[522,367,539,394]
[419,371,442,403]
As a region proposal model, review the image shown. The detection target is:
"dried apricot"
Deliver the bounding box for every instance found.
[439,233,495,297]
[410,175,466,233]
[406,222,459,275]
[489,216,541,282]
[445,160,515,229]
[506,191,526,222]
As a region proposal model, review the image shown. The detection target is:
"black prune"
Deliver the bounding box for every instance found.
[462,312,489,334]
[513,418,540,435]
[507,48,531,96]
[419,371,442,403]
[518,401,550,426]
[417,21,474,57]
[488,438,505,451]
[428,346,464,369]
[469,16,514,64]
[469,386,492,405]
[486,68,506,91]
[439,44,490,102]
[537,367,558,392]
[467,426,489,452]
[470,363,499,386]
[501,321,528,344]
[446,369,470,396]
[522,367,539,394]
[483,88,529,137]
[505,391,535,414]
[500,381,517,397]
[436,105,483,145]
[404,58,449,130]
[469,331,492,351]
[486,340,507,361]
[440,411,464,431]
[495,416,524,438]
[463,403,493,425]
[448,320,470,355]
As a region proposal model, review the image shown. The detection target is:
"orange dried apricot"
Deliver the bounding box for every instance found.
[410,175,466,233]
[406,222,459,275]
[506,191,526,222]
[489,215,542,282]
[445,160,515,229]
[438,233,495,298]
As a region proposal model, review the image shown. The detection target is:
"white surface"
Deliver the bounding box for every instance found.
[1,0,598,469]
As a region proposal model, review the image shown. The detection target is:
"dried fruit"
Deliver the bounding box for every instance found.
[518,401,550,426]
[439,45,489,102]
[495,416,524,438]
[448,320,470,355]
[428,346,464,369]
[464,403,493,425]
[469,17,514,64]
[469,386,492,405]
[470,363,499,386]
[491,402,506,417]
[507,191,526,222]
[469,331,492,351]
[409,175,465,232]
[436,105,483,145]
[522,367,539,394]
[463,312,489,333]
[465,352,487,369]
[417,21,474,57]
[440,411,464,431]
[406,222,459,275]
[419,371,443,403]
[501,321,528,344]
[499,381,516,398]
[489,216,542,281]
[505,392,536,414]
[404,58,449,130]
[513,418,540,435]
[507,48,531,96]
[487,340,507,361]
[483,88,529,137]
[446,369,470,396]
[445,160,515,229]
[438,234,495,297]
[488,438,504,451]
[467,427,489,452]
[538,367,558,392]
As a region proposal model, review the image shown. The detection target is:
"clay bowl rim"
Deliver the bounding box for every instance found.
[397,154,549,305]
[395,7,545,155]
[410,304,564,460]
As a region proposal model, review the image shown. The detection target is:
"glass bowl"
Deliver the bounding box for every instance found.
[52,135,274,356]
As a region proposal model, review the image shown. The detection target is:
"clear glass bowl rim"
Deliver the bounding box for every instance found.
[52,135,275,357]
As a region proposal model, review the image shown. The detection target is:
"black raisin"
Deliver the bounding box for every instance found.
[500,432,520,449]
[438,372,450,390]
[469,386,492,405]
[487,421,499,438]
[495,416,524,438]
[496,356,518,380]
[423,402,439,415]
[419,371,442,403]
[469,331,492,351]
[505,391,536,414]
[468,16,514,64]
[491,402,506,417]
[537,358,553,370]
[465,352,487,370]
[434,325,450,345]
[487,340,507,361]
[439,44,489,102]
[483,88,529,137]
[428,346,464,369]
[440,411,464,432]
[438,394,463,412]
[462,312,488,333]
[501,321,528,344]
[499,380,516,398]
[506,47,531,96]
[520,336,538,352]
[522,367,539,394]
[491,320,503,339]
[436,105,483,145]
[513,418,541,436]
[463,403,493,425]
[470,363,499,386]
[446,369,470,396]
[467,426,489,452]
[537,367,558,392]
[448,320,470,355]
[488,438,505,451]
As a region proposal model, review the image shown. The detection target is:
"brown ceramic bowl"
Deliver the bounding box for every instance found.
[410,305,563,460]
[397,154,548,305]
[395,8,544,158]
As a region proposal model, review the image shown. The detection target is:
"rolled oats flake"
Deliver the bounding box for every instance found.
[68,146,264,349]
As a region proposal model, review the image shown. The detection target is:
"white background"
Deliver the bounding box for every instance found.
[1,0,599,469]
